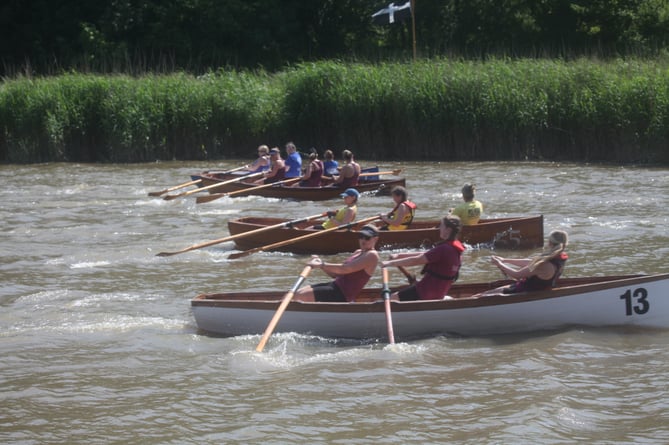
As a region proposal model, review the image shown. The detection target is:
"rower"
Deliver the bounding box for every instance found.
[379,185,416,230]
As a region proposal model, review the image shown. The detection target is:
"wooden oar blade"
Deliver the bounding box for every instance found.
[155,212,328,257]
[381,267,396,344]
[163,172,263,200]
[227,249,258,260]
[196,177,301,204]
[149,178,202,197]
[195,193,226,204]
[255,265,312,352]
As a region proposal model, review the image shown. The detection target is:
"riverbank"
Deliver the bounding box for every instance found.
[1,58,668,164]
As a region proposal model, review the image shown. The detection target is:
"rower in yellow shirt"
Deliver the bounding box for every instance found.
[450,183,483,225]
[312,188,358,230]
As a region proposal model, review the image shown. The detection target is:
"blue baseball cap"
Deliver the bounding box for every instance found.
[340,188,360,199]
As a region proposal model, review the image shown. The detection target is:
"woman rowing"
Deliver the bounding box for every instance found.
[381,215,465,301]
[486,230,569,294]
[331,149,360,187]
[293,148,324,187]
[294,225,380,302]
[253,147,286,184]
[378,186,416,230]
[243,145,271,174]
[312,188,358,230]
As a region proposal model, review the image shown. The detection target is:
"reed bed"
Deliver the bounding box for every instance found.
[1,59,667,164]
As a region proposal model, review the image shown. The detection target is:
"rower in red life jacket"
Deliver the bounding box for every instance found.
[381,215,466,301]
[379,185,416,230]
[488,230,569,294]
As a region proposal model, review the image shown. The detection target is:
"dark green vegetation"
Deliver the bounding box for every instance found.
[2,59,667,164]
[1,1,668,163]
[2,1,668,75]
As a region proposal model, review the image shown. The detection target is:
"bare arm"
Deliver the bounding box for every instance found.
[265,159,284,178]
[380,203,409,227]
[309,251,379,277]
[328,206,356,227]
[382,252,428,268]
[492,256,555,280]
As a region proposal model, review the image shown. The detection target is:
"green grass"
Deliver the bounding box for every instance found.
[1,59,668,164]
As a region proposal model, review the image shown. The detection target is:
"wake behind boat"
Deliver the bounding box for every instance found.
[191,274,669,341]
[227,215,544,254]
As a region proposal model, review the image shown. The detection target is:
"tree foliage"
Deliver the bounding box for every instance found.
[1,0,668,76]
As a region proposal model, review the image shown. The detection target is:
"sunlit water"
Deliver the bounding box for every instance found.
[1,161,668,444]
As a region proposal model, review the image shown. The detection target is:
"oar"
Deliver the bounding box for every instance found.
[255,265,312,352]
[202,165,247,175]
[398,265,417,284]
[381,267,396,344]
[148,166,252,197]
[359,169,403,177]
[155,212,328,257]
[148,178,202,197]
[195,177,301,204]
[163,172,263,200]
[228,215,381,260]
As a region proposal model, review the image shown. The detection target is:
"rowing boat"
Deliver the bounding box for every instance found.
[191,273,669,341]
[191,166,383,192]
[227,215,544,254]
[188,166,401,200]
[198,175,404,200]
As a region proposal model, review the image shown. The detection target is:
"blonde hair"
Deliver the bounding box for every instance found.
[257,145,269,155]
[528,230,568,271]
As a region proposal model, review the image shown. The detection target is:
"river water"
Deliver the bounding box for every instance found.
[1,161,668,444]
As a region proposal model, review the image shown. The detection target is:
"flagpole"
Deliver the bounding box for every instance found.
[411,0,416,61]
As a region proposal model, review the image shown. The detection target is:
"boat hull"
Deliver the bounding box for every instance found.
[191,274,669,340]
[227,215,544,253]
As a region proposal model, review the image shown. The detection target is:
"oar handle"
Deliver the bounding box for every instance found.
[227,215,381,259]
[155,212,327,257]
[397,266,416,284]
[382,267,395,344]
[256,265,312,352]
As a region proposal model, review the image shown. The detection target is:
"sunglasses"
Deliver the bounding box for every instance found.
[358,235,372,241]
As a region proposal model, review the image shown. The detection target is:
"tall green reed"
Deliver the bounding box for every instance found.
[0,59,667,163]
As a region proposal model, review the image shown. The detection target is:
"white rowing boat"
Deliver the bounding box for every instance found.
[191,273,669,341]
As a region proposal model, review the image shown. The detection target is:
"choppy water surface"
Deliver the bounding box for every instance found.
[1,161,668,444]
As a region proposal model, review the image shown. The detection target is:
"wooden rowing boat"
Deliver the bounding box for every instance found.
[227,215,544,253]
[189,166,401,200]
[196,175,404,200]
[191,273,669,340]
[191,166,383,190]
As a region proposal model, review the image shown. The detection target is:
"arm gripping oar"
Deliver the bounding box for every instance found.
[155,212,328,257]
[255,265,312,352]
